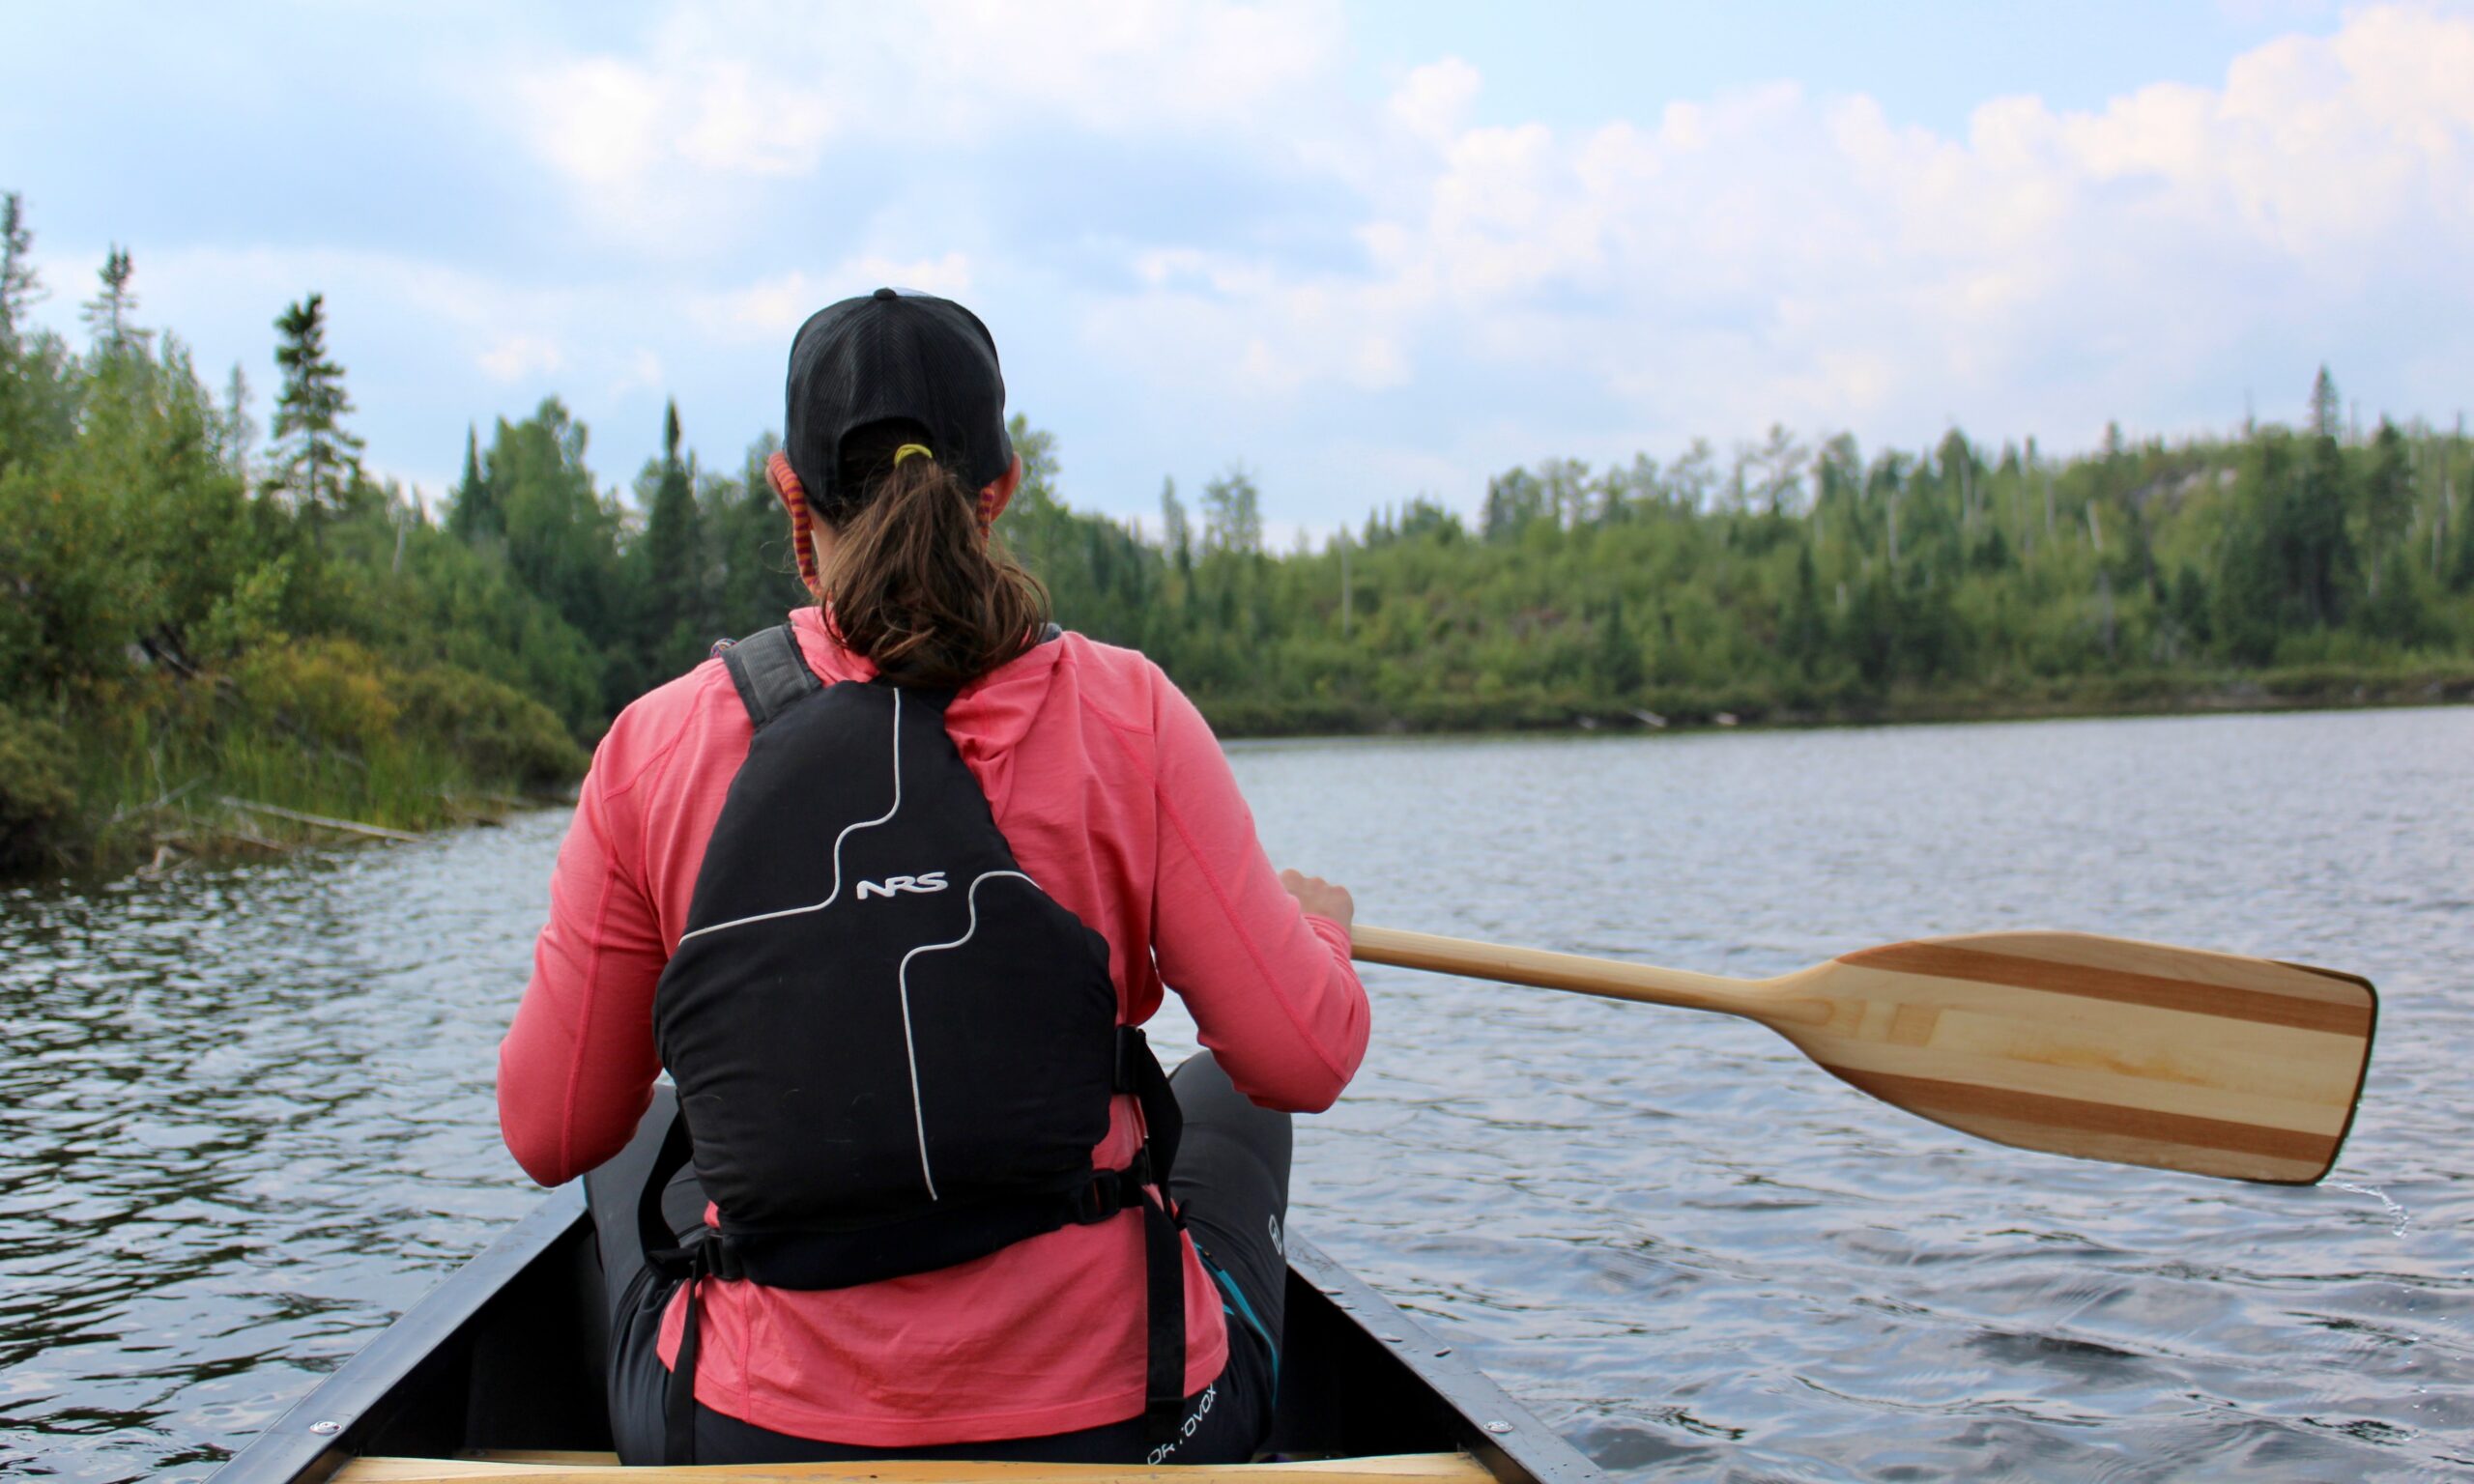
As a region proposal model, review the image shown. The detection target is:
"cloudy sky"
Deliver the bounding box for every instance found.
[8,2,2472,538]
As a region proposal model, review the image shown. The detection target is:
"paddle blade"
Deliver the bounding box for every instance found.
[1771,931,2375,1184]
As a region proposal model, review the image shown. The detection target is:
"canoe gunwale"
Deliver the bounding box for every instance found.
[1276,1244,1597,1484]
[213,1187,1605,1484]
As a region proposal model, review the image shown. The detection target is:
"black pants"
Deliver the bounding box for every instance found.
[584,1051,1292,1465]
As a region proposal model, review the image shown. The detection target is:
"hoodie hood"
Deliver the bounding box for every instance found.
[786,605,1063,822]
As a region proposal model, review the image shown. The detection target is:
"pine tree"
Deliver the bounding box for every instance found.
[2170,566,2212,653]
[448,424,499,540]
[2296,390,2358,626]
[1591,592,1643,696]
[1782,542,1824,674]
[1481,467,1545,542]
[80,246,149,358]
[0,192,41,351]
[2361,419,2411,585]
[641,397,704,654]
[2455,486,2474,593]
[1159,475,1193,581]
[268,293,364,513]
[2215,434,2294,662]
[2309,365,2342,441]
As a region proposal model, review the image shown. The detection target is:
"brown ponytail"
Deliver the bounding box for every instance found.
[817,420,1050,688]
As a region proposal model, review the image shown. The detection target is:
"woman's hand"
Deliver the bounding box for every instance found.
[1278,869,1355,933]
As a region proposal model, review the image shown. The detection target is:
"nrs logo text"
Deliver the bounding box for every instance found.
[856,871,949,900]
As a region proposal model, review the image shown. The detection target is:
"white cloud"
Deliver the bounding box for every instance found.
[513,57,668,190]
[1388,57,1482,146]
[499,0,1341,242]
[691,253,975,343]
[1075,2,2474,459]
[516,47,834,184]
[478,333,565,383]
[694,271,820,344]
[843,252,974,299]
[615,347,665,397]
[1079,255,1419,401]
[899,0,1338,133]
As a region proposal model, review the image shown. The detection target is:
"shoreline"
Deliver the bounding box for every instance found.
[13,785,572,889]
[14,667,2467,885]
[1193,666,2474,740]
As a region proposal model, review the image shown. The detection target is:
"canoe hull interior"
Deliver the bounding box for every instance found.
[216,1187,1604,1484]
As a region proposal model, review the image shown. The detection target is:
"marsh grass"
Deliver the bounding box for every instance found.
[9,642,585,879]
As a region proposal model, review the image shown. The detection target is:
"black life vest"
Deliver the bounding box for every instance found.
[635,625,1186,1463]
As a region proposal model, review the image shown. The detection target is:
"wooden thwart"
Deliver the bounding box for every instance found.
[334,1451,1493,1484]
[1350,925,2375,1184]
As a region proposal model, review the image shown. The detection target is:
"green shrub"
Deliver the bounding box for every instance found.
[230,637,401,755]
[0,705,77,872]
[393,664,588,788]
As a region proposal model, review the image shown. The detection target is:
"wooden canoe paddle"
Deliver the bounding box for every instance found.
[1348,925,2375,1184]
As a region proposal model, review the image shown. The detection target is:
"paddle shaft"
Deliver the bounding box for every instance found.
[1348,923,1812,1024]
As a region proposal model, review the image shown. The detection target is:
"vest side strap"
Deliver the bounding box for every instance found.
[632,1104,705,1465]
[1140,1189,1187,1446]
[663,1273,705,1464]
[1113,1029,1189,1445]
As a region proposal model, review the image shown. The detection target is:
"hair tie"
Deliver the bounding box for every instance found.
[888,441,993,531]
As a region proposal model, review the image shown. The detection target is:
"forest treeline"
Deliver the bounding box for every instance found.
[5,195,2473,872]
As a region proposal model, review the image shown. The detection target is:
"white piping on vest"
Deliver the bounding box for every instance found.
[676,688,906,945]
[894,870,1033,1201]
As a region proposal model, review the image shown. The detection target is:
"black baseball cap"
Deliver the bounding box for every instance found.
[783,287,1013,515]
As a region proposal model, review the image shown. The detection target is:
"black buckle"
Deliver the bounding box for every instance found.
[650,1231,746,1284]
[1122,1149,1185,1225]
[1071,1167,1140,1225]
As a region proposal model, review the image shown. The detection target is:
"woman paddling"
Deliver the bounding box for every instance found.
[496,288,1370,1466]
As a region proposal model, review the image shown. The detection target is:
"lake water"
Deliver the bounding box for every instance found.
[4,706,2470,1482]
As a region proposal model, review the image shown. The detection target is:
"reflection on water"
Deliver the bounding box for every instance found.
[0,827,552,1481]
[5,706,2472,1481]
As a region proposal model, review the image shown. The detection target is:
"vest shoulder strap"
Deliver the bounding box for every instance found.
[720,625,820,730]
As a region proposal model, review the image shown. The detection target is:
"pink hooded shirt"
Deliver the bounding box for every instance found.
[497,608,1369,1445]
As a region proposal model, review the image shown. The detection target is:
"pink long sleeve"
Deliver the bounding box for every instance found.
[497,738,669,1186]
[1141,680,1368,1112]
